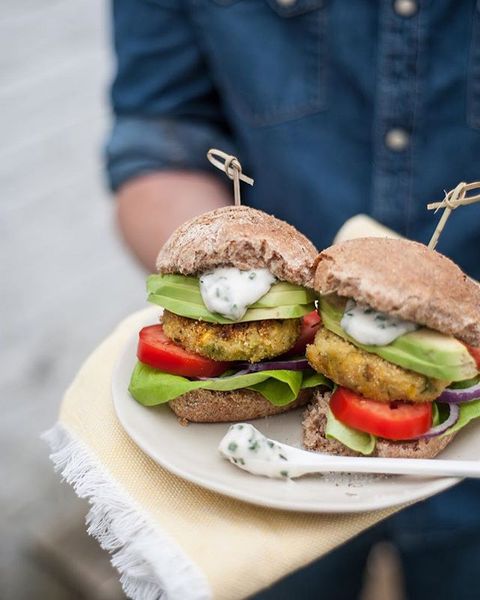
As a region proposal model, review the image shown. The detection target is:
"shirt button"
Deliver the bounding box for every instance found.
[393,0,418,17]
[385,128,410,151]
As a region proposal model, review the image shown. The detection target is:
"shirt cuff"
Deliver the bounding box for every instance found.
[105,116,236,191]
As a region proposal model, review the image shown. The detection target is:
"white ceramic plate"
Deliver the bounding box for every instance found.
[112,312,480,513]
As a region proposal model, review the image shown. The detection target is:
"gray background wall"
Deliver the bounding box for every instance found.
[1,1,143,597]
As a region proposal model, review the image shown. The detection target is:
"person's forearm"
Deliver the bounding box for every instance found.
[116,171,230,272]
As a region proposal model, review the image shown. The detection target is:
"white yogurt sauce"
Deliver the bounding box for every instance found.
[218,423,294,478]
[340,299,418,346]
[199,267,276,321]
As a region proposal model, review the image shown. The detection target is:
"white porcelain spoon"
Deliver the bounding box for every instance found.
[218,423,480,480]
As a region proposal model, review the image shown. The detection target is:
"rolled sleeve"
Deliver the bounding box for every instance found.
[105,0,234,191]
[106,116,235,191]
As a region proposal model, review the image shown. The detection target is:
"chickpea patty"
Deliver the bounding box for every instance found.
[162,310,300,363]
[306,327,449,403]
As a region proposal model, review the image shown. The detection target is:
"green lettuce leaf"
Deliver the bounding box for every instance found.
[442,398,480,436]
[448,375,480,390]
[302,372,331,389]
[129,362,330,407]
[325,408,376,455]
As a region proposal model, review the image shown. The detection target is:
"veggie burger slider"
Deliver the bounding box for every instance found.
[303,238,480,458]
[129,206,326,422]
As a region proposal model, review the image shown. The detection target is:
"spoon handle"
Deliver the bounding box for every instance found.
[283,456,480,479]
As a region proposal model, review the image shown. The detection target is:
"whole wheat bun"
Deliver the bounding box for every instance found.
[156,206,318,288]
[303,391,455,459]
[314,238,480,346]
[169,388,313,423]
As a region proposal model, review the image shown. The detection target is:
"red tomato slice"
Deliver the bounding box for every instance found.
[465,344,480,371]
[330,387,432,440]
[137,324,229,378]
[285,310,322,357]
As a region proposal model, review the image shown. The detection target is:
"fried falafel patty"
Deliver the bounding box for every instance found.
[162,310,301,363]
[306,327,449,403]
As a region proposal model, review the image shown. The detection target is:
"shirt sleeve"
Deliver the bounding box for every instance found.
[105,0,235,191]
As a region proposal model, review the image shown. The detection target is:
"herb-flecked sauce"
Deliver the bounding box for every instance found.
[219,423,292,479]
[340,299,418,346]
[199,267,276,321]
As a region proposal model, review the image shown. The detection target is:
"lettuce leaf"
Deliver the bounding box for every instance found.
[325,408,376,455]
[129,362,330,407]
[442,398,480,436]
[301,372,331,389]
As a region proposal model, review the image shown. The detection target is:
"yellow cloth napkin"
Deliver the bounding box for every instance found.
[45,216,405,600]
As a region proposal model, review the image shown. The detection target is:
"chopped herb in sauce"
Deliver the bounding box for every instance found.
[199,267,276,321]
[249,440,260,452]
[340,299,418,346]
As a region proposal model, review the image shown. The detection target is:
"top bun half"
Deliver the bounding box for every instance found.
[314,237,480,346]
[156,206,318,288]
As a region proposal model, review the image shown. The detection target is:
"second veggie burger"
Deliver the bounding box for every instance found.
[129,206,326,422]
[304,237,480,458]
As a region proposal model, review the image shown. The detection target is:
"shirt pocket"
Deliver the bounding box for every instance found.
[468,1,480,129]
[202,0,328,127]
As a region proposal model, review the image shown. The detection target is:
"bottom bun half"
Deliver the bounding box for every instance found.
[169,388,313,423]
[303,391,455,459]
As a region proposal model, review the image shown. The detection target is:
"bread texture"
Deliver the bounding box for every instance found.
[156,206,318,288]
[169,388,313,423]
[314,238,480,346]
[303,391,455,459]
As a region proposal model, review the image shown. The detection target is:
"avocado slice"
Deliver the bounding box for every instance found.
[147,279,314,308]
[319,295,477,382]
[147,274,315,307]
[146,274,315,323]
[148,294,313,323]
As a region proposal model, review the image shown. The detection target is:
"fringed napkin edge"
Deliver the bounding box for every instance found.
[42,423,212,600]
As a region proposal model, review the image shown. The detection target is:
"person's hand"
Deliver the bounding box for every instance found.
[116,171,230,272]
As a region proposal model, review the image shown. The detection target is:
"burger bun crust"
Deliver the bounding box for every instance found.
[314,238,480,346]
[156,206,318,288]
[169,388,313,423]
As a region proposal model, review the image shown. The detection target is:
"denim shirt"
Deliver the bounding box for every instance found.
[106,0,480,278]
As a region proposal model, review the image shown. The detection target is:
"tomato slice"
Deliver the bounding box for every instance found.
[137,324,229,378]
[285,310,322,357]
[465,344,480,371]
[329,387,432,440]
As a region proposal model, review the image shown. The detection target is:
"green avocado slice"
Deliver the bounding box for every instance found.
[146,274,315,323]
[147,274,315,307]
[148,294,314,323]
[319,295,477,382]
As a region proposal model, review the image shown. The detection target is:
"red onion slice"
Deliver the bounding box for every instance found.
[194,369,250,381]
[235,358,310,373]
[436,381,480,404]
[194,358,310,381]
[410,402,459,440]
